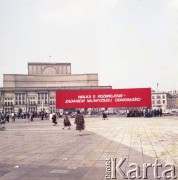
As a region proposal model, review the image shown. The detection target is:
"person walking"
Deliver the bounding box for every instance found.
[41,111,44,120]
[159,108,163,117]
[49,113,53,121]
[102,110,108,120]
[0,119,6,131]
[74,110,85,136]
[6,112,10,122]
[52,113,57,126]
[30,112,33,121]
[62,112,71,130]
[11,112,16,122]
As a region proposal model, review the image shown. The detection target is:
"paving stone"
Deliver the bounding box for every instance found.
[0,117,178,179]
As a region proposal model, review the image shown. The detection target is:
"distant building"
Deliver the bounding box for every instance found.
[168,90,178,96]
[151,91,174,112]
[168,90,178,109]
[174,95,178,109]
[0,62,111,113]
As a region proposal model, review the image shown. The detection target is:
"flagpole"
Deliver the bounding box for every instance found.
[42,100,44,111]
[157,83,159,92]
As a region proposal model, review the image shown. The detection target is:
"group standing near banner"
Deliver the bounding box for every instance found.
[126,108,163,118]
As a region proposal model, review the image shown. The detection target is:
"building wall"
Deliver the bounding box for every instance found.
[3,74,98,88]
[0,87,112,113]
[0,62,101,113]
[152,93,167,109]
[28,63,71,75]
[0,89,3,112]
[151,92,174,112]
[1,89,175,114]
[174,97,178,108]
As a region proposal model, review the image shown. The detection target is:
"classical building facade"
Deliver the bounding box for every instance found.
[0,62,111,113]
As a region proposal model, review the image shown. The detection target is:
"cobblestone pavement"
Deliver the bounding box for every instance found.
[0,116,178,180]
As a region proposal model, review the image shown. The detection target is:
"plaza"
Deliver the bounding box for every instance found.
[0,116,178,180]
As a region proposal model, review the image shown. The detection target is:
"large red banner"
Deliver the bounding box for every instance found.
[56,88,152,109]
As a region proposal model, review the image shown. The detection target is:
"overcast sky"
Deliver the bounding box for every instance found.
[0,0,178,91]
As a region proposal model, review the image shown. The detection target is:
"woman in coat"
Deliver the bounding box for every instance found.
[74,110,85,135]
[52,113,57,126]
[102,110,108,120]
[62,113,71,130]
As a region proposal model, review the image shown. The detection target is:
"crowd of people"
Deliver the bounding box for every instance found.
[126,108,163,118]
[0,110,85,135]
[0,107,165,132]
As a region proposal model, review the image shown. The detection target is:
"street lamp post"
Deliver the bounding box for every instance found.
[157,83,159,92]
[42,100,44,111]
